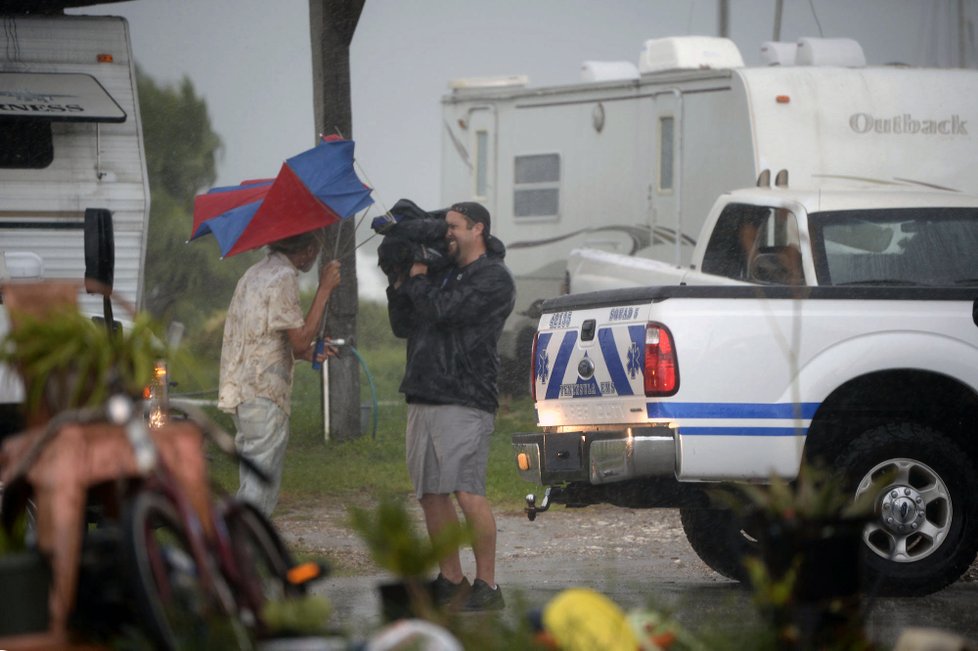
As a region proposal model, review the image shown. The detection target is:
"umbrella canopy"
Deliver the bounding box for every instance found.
[190,137,374,257]
[190,178,273,254]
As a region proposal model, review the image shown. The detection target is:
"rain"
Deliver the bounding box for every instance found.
[2,1,977,649]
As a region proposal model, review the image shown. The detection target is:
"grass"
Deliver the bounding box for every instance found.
[202,300,539,515]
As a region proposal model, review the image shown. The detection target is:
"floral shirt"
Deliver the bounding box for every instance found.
[218,252,304,415]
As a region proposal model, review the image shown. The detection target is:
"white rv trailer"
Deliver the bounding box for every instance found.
[439,36,978,379]
[0,14,150,430]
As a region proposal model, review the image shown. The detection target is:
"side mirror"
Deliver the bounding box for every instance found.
[84,207,114,296]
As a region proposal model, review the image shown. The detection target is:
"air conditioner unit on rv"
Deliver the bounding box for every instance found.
[795,37,866,67]
[580,60,639,82]
[448,75,529,91]
[638,36,744,74]
[760,41,798,66]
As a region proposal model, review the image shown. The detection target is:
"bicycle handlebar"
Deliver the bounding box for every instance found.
[4,404,108,484]
[3,395,272,488]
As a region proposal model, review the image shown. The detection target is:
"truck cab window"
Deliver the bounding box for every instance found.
[0,119,53,168]
[814,208,978,286]
[701,203,803,284]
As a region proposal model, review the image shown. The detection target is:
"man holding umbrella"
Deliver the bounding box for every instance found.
[218,229,341,517]
[387,201,516,611]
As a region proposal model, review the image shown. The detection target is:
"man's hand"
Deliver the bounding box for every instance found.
[392,262,426,290]
[319,259,341,292]
[312,338,340,365]
[297,337,340,364]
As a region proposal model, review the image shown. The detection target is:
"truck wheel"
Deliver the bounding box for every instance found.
[834,423,978,596]
[679,507,751,582]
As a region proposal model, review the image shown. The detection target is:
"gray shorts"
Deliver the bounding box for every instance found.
[405,403,494,499]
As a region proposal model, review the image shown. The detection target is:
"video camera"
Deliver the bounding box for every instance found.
[373,199,451,285]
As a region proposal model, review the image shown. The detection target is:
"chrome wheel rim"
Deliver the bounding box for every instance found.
[855,457,952,563]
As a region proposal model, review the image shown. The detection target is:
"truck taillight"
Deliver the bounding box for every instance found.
[644,323,678,396]
[530,332,539,401]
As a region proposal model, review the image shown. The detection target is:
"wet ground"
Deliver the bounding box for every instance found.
[274,502,978,648]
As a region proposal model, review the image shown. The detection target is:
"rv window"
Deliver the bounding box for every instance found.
[513,153,560,217]
[0,119,53,168]
[514,188,559,217]
[476,130,488,197]
[658,117,674,191]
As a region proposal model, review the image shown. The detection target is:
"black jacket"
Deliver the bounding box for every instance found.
[387,240,516,414]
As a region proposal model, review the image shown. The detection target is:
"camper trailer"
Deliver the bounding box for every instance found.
[0,14,150,432]
[439,36,978,380]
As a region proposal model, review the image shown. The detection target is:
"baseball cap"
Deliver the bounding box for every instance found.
[449,201,491,235]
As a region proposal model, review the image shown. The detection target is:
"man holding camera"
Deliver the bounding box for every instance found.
[386,201,516,611]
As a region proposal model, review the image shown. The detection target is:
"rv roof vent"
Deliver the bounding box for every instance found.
[760,41,798,66]
[795,37,866,67]
[639,36,744,74]
[580,60,639,82]
[448,74,529,91]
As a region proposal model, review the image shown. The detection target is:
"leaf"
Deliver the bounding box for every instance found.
[261,595,332,635]
[0,305,169,412]
[348,497,470,578]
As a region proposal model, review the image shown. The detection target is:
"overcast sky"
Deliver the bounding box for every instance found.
[74,0,974,297]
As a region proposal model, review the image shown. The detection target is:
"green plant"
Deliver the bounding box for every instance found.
[261,594,333,636]
[717,462,886,651]
[729,462,879,524]
[0,306,166,413]
[348,496,470,579]
[347,497,472,625]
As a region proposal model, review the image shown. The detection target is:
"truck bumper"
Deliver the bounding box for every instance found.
[512,427,677,486]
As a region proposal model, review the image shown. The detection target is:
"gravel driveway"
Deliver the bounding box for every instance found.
[274,500,978,647]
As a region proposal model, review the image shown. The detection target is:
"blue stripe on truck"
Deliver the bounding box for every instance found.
[545,330,579,400]
[597,327,633,396]
[680,427,808,437]
[647,402,819,419]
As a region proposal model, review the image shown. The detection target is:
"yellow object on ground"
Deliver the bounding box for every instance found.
[542,588,639,651]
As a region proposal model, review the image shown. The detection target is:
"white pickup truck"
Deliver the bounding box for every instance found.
[512,185,978,596]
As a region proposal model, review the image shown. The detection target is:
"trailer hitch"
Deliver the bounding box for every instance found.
[525,487,556,521]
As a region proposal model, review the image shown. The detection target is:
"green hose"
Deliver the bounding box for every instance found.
[348,345,378,439]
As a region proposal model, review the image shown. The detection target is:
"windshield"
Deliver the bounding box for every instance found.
[811,208,978,286]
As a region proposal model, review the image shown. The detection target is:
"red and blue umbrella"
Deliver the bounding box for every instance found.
[190,136,374,257]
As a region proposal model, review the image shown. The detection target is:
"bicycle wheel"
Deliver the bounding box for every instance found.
[123,491,247,650]
[225,500,303,618]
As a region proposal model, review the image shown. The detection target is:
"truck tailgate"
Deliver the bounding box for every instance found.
[530,285,978,481]
[533,299,653,427]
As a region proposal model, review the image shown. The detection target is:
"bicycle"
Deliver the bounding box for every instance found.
[0,392,326,649]
[129,397,330,649]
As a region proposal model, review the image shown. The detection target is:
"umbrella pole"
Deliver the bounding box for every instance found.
[310,222,341,373]
[317,215,353,441]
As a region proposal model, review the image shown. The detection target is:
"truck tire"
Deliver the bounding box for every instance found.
[834,422,978,596]
[679,507,751,582]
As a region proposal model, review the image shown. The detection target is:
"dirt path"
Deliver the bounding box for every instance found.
[274,501,734,640]
[275,498,978,583]
[274,500,978,646]
[273,501,721,581]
